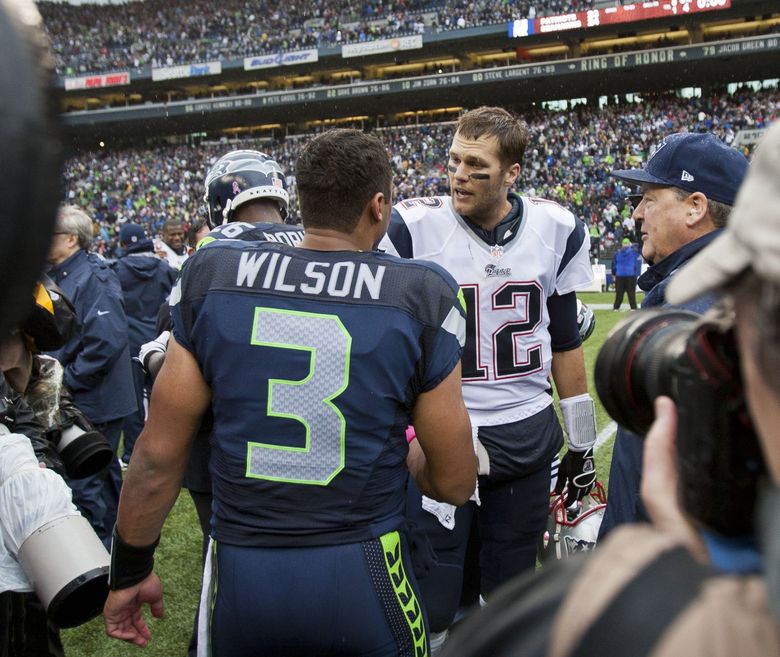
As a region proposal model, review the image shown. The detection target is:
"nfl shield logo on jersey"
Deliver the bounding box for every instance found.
[490,244,504,259]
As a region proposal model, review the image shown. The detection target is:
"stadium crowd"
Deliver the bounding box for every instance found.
[63,86,778,259]
[39,0,595,75]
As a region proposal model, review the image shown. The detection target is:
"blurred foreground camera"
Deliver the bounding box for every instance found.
[0,432,109,628]
[595,308,765,537]
[25,356,113,479]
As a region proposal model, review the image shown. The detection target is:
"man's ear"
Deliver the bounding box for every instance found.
[686,192,708,227]
[369,192,386,223]
[504,162,520,188]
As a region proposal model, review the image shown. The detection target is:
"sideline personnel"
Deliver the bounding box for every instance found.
[600,132,748,538]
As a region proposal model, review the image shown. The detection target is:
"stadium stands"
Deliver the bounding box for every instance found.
[62,87,778,257]
[39,0,595,75]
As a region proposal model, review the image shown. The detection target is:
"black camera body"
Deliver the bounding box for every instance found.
[595,308,765,537]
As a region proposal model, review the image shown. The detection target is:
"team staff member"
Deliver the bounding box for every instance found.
[611,237,641,310]
[46,205,136,548]
[600,132,749,538]
[104,130,477,657]
[112,223,177,469]
[382,106,598,641]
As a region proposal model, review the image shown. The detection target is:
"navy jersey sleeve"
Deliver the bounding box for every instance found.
[547,291,581,352]
[410,262,466,393]
[385,208,414,259]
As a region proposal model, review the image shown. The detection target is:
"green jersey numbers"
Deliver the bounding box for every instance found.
[248,307,351,485]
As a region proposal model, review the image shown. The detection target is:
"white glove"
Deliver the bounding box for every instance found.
[137,330,170,375]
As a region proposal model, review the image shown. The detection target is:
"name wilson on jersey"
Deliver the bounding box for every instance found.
[236,251,386,299]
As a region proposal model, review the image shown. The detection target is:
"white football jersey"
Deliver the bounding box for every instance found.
[381,194,593,426]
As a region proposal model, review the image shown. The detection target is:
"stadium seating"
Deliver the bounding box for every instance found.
[39,0,596,75]
[62,87,777,257]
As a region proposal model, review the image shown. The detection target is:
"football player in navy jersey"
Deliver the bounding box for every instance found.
[137,149,315,657]
[381,106,598,649]
[200,148,305,244]
[104,130,477,657]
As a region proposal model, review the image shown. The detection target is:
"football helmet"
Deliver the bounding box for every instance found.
[22,276,79,352]
[538,480,607,561]
[203,150,289,227]
[576,298,596,342]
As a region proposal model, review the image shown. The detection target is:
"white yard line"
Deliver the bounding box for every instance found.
[595,421,617,451]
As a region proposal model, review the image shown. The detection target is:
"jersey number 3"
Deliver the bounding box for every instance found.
[460,282,543,380]
[247,307,350,485]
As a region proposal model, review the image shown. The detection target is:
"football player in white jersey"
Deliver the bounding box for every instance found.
[381,106,598,646]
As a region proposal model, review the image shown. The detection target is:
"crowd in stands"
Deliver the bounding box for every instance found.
[39,0,595,75]
[62,86,778,259]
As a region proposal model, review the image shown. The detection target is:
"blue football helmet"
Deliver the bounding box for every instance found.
[203,150,289,227]
[576,299,596,342]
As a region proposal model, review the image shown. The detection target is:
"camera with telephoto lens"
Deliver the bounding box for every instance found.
[24,356,113,479]
[594,308,765,537]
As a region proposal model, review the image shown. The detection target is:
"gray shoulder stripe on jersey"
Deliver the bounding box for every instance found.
[441,306,466,347]
[557,218,587,278]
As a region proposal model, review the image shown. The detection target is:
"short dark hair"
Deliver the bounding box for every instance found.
[295,129,392,233]
[187,218,207,248]
[163,219,184,232]
[456,107,529,169]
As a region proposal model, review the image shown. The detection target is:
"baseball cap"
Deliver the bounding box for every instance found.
[622,238,632,246]
[612,132,749,206]
[667,122,780,304]
[119,223,146,246]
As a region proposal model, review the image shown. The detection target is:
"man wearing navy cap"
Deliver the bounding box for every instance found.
[599,131,749,538]
[112,223,177,469]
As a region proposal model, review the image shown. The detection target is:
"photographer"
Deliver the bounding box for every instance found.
[0,333,64,657]
[0,0,107,653]
[440,124,780,657]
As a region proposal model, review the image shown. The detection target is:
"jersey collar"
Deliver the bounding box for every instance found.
[462,193,524,247]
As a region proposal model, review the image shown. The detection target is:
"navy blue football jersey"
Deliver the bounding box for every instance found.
[204,221,304,247]
[170,241,465,547]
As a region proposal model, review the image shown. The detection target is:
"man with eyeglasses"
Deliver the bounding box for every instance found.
[46,204,136,548]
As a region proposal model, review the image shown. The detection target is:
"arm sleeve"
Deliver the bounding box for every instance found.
[414,267,466,394]
[556,217,594,295]
[547,291,581,352]
[0,377,63,473]
[62,274,131,392]
[380,207,414,259]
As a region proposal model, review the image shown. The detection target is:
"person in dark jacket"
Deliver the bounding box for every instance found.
[45,205,136,548]
[599,132,749,539]
[112,223,177,468]
[611,237,642,310]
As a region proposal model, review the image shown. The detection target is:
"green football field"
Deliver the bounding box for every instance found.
[61,292,636,656]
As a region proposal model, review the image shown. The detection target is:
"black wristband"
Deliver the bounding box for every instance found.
[109,525,160,591]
